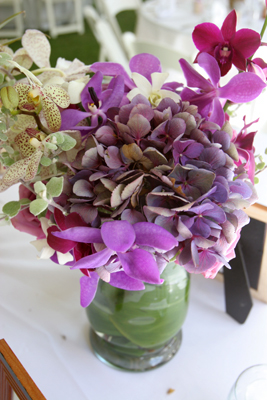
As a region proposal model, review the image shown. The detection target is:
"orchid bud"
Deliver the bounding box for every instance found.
[0,86,19,110]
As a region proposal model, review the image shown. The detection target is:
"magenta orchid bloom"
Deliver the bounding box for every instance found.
[248,58,267,81]
[192,10,261,76]
[52,220,178,307]
[179,52,266,127]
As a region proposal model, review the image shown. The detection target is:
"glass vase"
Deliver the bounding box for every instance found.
[86,261,190,371]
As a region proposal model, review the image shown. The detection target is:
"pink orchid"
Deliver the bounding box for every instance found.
[193,10,261,76]
[248,58,267,81]
[179,52,266,127]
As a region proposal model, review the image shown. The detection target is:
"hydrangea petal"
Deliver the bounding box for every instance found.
[101,220,135,252]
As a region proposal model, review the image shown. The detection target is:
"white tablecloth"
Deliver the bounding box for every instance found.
[0,183,267,400]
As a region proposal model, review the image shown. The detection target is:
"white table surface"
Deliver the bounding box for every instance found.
[0,180,267,400]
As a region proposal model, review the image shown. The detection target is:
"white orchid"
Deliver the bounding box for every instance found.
[127,72,181,107]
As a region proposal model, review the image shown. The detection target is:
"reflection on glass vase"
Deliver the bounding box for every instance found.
[86,261,190,371]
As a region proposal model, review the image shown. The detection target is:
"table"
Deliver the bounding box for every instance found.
[0,184,267,400]
[135,0,231,60]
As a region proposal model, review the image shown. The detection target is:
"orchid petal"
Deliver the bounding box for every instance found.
[192,23,223,51]
[208,97,225,127]
[43,85,70,108]
[133,222,178,250]
[72,247,114,270]
[109,271,145,290]
[231,29,261,59]
[221,9,236,41]
[60,109,91,130]
[197,52,221,87]
[101,75,124,112]
[151,72,169,91]
[81,71,103,108]
[90,62,134,89]
[130,72,152,96]
[179,58,213,91]
[101,220,136,252]
[218,72,266,103]
[80,273,99,307]
[118,248,161,284]
[129,53,162,81]
[52,227,103,243]
[158,89,181,103]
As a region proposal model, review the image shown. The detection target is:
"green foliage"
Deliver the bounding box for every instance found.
[30,199,48,216]
[2,201,21,217]
[46,176,64,198]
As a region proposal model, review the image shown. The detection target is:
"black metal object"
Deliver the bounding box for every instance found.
[224,242,253,323]
[223,216,266,323]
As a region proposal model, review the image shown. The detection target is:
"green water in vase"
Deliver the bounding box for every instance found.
[86,261,190,371]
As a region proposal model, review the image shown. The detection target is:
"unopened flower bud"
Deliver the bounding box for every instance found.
[0,86,19,110]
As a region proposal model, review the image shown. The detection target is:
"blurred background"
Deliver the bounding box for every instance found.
[1,0,266,66]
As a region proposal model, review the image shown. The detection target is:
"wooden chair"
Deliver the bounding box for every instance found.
[0,339,46,400]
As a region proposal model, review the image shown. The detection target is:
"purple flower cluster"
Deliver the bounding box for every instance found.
[10,10,266,308]
[50,43,263,306]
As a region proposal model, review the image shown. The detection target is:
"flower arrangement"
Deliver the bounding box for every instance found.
[0,10,266,308]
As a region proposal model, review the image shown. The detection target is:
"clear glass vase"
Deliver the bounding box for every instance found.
[86,261,190,371]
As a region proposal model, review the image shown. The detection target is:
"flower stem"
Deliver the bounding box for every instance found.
[16,110,51,135]
[260,14,267,39]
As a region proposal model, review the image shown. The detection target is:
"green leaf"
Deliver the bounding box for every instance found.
[2,144,14,154]
[30,199,48,216]
[19,198,31,205]
[0,122,6,130]
[2,157,14,166]
[46,176,64,198]
[256,162,265,170]
[2,201,21,217]
[0,131,7,141]
[59,135,76,151]
[40,156,52,166]
[0,73,4,85]
[51,132,64,145]
[34,181,46,195]
[45,142,57,151]
[0,12,24,30]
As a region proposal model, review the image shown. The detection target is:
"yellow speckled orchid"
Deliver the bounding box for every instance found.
[15,81,70,132]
